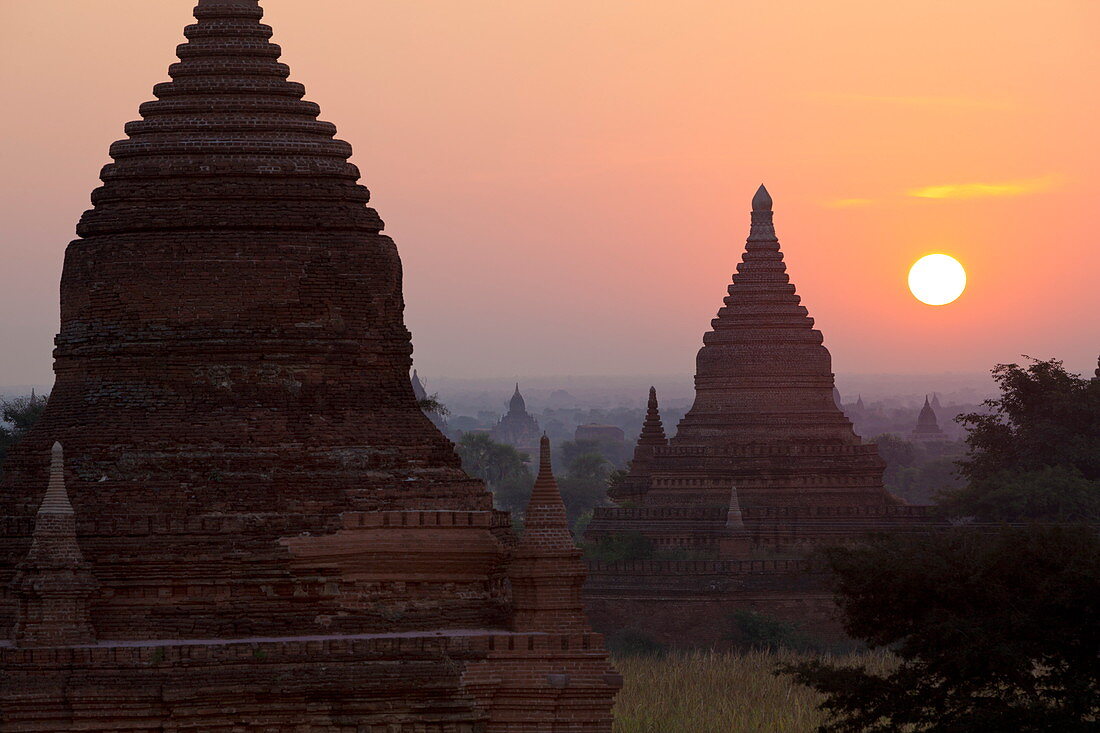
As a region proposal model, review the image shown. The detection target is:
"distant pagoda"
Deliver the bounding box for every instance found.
[598,186,893,515]
[911,395,947,442]
[583,188,925,648]
[0,1,616,728]
[491,384,541,456]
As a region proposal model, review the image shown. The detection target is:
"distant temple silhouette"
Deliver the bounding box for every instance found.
[491,384,541,456]
[584,187,934,646]
[911,395,947,442]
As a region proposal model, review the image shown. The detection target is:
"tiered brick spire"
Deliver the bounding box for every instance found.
[508,436,588,632]
[638,387,668,447]
[11,444,97,648]
[674,185,862,446]
[718,483,751,558]
[613,388,668,503]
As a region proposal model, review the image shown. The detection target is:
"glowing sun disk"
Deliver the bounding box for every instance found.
[908,254,966,306]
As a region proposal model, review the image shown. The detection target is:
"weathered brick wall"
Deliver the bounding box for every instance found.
[583,560,842,647]
[0,632,618,732]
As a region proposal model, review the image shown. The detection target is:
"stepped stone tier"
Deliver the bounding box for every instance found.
[583,188,917,646]
[911,395,947,442]
[0,1,617,728]
[490,384,542,456]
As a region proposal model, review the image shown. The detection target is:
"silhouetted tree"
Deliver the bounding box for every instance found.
[0,393,48,473]
[558,448,611,526]
[454,433,532,513]
[943,358,1100,521]
[783,525,1100,732]
[417,393,450,417]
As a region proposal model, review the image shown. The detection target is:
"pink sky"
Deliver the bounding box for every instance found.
[1,1,1098,385]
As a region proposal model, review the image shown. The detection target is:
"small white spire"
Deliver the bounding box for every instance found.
[38,442,74,515]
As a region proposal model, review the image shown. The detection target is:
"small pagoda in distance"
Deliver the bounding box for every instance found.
[911,395,947,442]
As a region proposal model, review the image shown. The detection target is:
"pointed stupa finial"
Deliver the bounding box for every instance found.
[752,184,773,212]
[538,433,553,477]
[637,387,668,447]
[508,383,527,415]
[1094,355,1099,380]
[39,442,74,515]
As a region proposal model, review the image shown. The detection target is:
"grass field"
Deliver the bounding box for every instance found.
[612,649,895,733]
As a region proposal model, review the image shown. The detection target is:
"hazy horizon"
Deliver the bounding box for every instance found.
[2,1,1098,385]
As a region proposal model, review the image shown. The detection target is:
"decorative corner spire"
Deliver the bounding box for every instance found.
[719,484,751,558]
[528,434,566,510]
[39,442,74,516]
[12,443,98,648]
[538,434,553,476]
[508,433,588,632]
[638,387,668,446]
[752,184,773,212]
[1094,355,1099,380]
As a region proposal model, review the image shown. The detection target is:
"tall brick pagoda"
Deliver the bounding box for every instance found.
[594,185,893,517]
[583,188,933,647]
[0,1,617,728]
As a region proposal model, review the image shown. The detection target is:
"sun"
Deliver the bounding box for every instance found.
[908,254,967,306]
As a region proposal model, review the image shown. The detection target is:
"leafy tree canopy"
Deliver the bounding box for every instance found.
[783,525,1100,732]
[454,432,532,513]
[417,393,450,417]
[943,358,1100,521]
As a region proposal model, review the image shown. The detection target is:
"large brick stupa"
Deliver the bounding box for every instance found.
[583,188,934,647]
[0,1,617,728]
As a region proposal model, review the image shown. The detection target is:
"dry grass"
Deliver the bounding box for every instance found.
[612,648,896,733]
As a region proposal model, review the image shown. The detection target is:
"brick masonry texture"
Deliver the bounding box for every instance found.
[0,0,617,728]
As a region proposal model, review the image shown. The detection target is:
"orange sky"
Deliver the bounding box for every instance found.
[1,1,1098,384]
